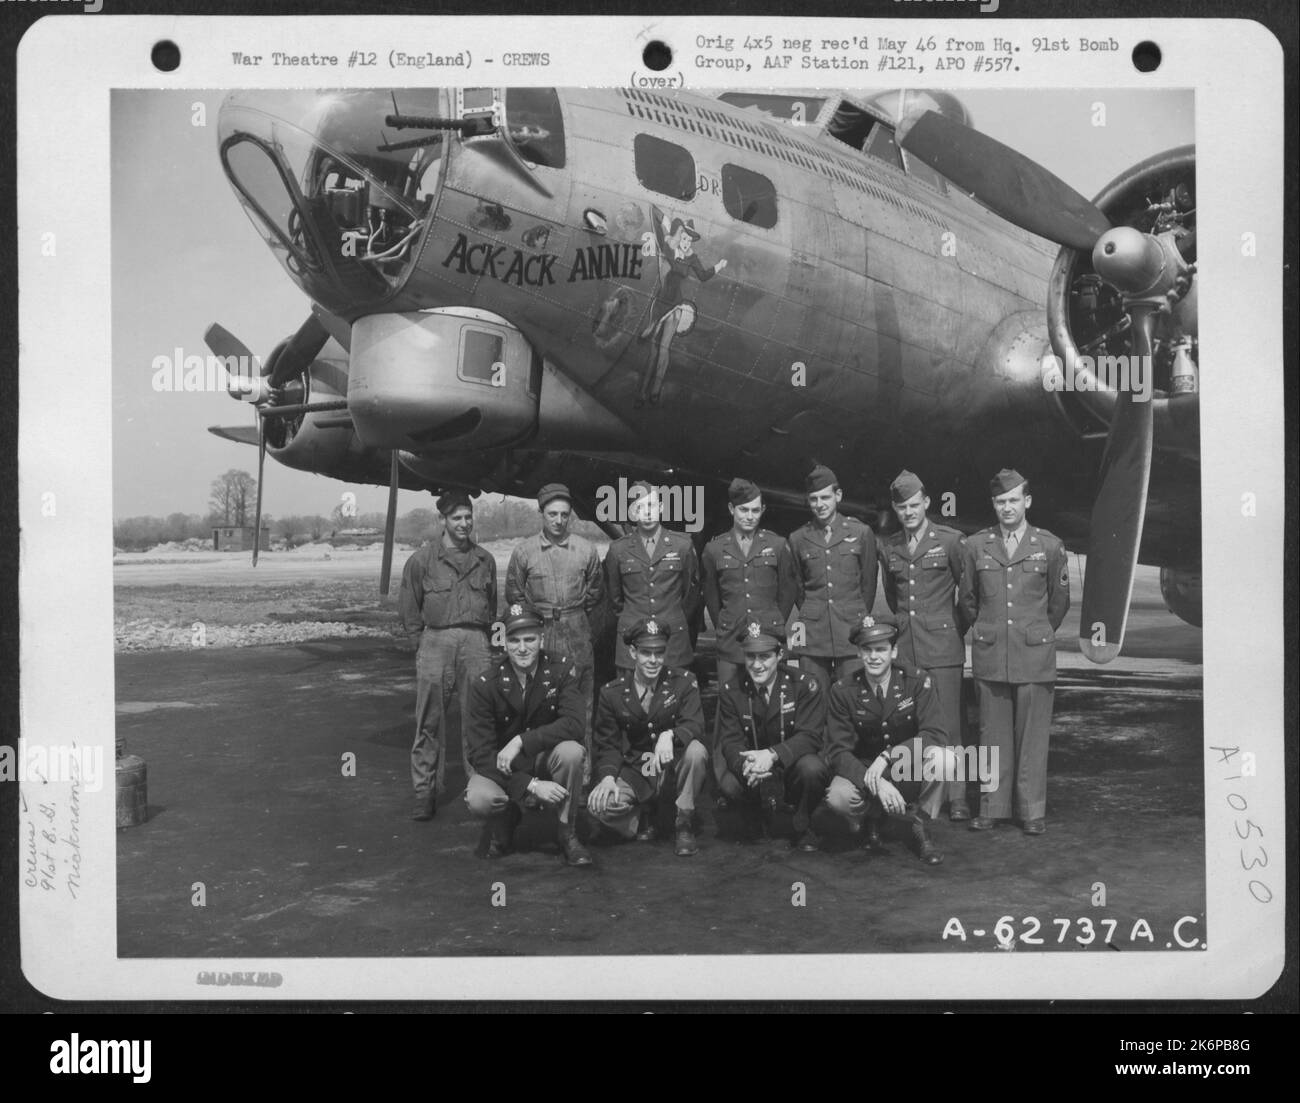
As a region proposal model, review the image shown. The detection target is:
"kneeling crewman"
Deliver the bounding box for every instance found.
[464,604,592,866]
[716,616,830,851]
[587,619,708,856]
[825,614,953,865]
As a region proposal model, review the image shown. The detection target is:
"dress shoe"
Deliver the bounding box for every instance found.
[559,829,593,866]
[1022,818,1046,836]
[793,828,821,853]
[674,813,699,856]
[411,792,437,821]
[861,819,885,852]
[948,801,971,822]
[969,816,996,831]
[911,818,944,865]
[633,806,656,842]
[484,804,521,858]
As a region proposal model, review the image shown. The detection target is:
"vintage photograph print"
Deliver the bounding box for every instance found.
[17,16,1285,1002]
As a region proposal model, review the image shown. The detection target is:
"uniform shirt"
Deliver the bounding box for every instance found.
[505,530,604,620]
[399,540,497,633]
[592,668,704,780]
[826,664,947,785]
[464,651,585,803]
[879,518,968,669]
[604,527,702,670]
[716,666,825,777]
[701,528,796,662]
[787,514,879,658]
[957,525,1070,684]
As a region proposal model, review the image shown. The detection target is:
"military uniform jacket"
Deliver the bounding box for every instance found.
[701,528,796,662]
[604,528,702,670]
[592,668,704,780]
[879,519,968,670]
[716,666,826,778]
[464,651,586,803]
[787,514,879,658]
[827,664,948,785]
[957,525,1070,684]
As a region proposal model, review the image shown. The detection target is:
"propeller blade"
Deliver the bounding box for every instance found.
[379,452,400,596]
[203,322,254,363]
[207,425,260,446]
[268,314,329,388]
[896,110,1113,251]
[1079,305,1157,663]
[253,419,267,569]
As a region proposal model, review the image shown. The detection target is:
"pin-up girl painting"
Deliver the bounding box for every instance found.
[635,206,727,407]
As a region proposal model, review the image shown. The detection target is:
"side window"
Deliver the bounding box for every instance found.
[634,134,696,201]
[721,164,778,228]
[504,88,566,169]
[459,328,505,387]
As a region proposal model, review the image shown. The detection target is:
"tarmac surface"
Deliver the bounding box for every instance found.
[116,566,1204,959]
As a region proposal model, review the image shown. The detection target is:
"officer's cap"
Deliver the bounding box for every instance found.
[805,464,838,494]
[624,618,671,649]
[503,603,545,635]
[890,469,926,504]
[728,477,762,507]
[436,491,473,517]
[537,483,571,510]
[740,614,786,653]
[850,613,899,647]
[989,468,1027,497]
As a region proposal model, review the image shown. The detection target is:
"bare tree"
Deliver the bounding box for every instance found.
[208,470,257,526]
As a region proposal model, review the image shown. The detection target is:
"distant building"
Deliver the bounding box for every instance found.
[331,527,384,547]
[212,525,270,552]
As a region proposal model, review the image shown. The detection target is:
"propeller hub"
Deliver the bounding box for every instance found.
[1091,227,1168,296]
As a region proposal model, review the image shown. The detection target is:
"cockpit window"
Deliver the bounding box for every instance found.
[826,100,904,170]
[634,134,696,201]
[504,88,565,168]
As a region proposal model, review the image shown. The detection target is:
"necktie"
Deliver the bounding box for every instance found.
[824,526,832,545]
[644,536,656,557]
[638,681,653,709]
[875,684,885,704]
[1005,531,1018,555]
[908,532,921,554]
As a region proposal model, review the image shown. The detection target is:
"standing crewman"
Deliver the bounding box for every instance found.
[604,480,701,676]
[463,604,592,866]
[878,469,971,821]
[587,619,708,856]
[823,614,953,865]
[715,616,830,851]
[506,483,604,766]
[787,464,878,692]
[399,491,496,822]
[958,469,1070,835]
[701,477,796,783]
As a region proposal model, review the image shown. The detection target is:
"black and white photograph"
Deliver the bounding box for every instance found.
[13,14,1288,1005]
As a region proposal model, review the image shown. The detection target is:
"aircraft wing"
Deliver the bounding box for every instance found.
[208,425,260,447]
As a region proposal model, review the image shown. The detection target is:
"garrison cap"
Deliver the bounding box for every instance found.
[728,477,763,506]
[850,612,899,648]
[740,613,786,653]
[436,490,473,516]
[805,464,838,494]
[503,603,545,635]
[989,468,1027,496]
[537,483,571,509]
[890,469,926,504]
[623,618,671,648]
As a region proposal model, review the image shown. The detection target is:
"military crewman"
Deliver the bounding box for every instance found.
[715,616,831,851]
[588,619,709,856]
[824,614,954,865]
[958,469,1070,835]
[787,464,879,691]
[506,482,605,767]
[399,491,496,822]
[878,469,971,821]
[604,479,702,674]
[463,604,592,866]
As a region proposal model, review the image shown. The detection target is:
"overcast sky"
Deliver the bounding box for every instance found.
[111,87,1192,520]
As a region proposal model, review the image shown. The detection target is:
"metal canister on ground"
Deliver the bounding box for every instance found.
[116,754,148,828]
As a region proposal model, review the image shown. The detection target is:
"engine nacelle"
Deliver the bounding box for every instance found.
[1159,567,1202,628]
